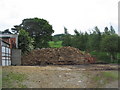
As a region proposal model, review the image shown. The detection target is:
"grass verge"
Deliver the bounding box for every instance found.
[92,71,118,87]
[2,71,27,88]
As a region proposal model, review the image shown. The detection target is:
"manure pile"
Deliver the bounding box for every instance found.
[22,47,95,65]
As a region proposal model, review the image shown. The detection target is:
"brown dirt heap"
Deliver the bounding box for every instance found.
[22,47,95,65]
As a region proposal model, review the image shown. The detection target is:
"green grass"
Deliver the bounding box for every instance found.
[93,71,118,81]
[49,41,63,48]
[102,71,118,79]
[92,71,118,87]
[93,76,101,81]
[2,72,27,88]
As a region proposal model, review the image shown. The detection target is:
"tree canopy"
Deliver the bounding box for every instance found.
[61,26,119,63]
[101,34,118,62]
[12,18,54,48]
[18,29,34,54]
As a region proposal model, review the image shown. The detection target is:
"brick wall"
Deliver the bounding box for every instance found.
[2,38,16,48]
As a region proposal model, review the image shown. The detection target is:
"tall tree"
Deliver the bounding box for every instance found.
[64,27,69,35]
[101,34,118,62]
[74,29,80,36]
[110,25,115,34]
[87,26,101,51]
[104,27,110,35]
[12,18,54,48]
[62,27,72,46]
[72,30,87,50]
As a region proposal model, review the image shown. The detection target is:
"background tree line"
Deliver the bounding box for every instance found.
[59,26,119,63]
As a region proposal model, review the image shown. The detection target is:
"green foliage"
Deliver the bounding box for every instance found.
[64,27,68,34]
[87,26,101,51]
[90,51,120,63]
[62,34,72,46]
[110,25,115,34]
[62,27,72,46]
[101,34,118,62]
[49,41,62,48]
[61,25,119,63]
[90,51,111,63]
[12,17,54,49]
[18,29,34,54]
[101,34,118,52]
[104,27,110,35]
[71,32,88,51]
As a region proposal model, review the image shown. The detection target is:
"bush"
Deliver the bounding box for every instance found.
[90,51,111,63]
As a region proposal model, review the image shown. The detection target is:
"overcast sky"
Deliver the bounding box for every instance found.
[0,0,119,35]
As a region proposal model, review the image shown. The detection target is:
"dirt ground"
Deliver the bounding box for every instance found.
[2,64,119,88]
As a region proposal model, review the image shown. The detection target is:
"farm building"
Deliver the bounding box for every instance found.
[0,33,21,66]
[0,39,11,66]
[0,34,18,48]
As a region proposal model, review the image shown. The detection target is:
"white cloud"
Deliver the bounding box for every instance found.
[0,0,119,34]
